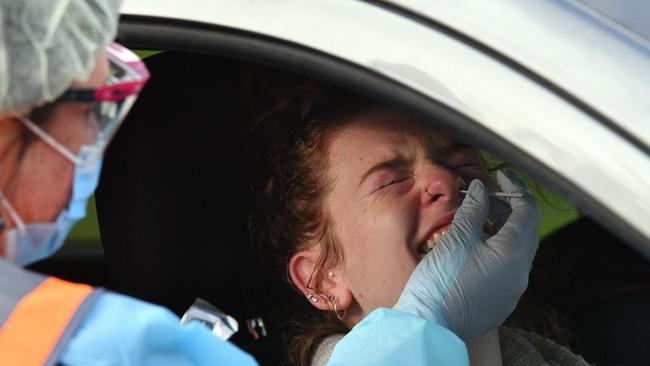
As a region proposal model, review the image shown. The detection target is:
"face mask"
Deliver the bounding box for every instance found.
[1,145,103,266]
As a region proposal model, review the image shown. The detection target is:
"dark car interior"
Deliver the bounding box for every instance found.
[29,51,650,365]
[95,52,290,364]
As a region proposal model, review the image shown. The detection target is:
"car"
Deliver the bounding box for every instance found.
[31,1,650,365]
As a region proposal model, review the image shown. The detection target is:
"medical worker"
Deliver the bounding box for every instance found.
[0,0,538,365]
[0,0,256,365]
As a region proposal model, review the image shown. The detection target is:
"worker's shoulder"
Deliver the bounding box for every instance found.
[0,257,46,286]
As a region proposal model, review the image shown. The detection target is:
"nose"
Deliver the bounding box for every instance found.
[420,166,464,206]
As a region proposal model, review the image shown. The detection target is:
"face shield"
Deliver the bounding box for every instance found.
[0,43,149,265]
[19,42,150,165]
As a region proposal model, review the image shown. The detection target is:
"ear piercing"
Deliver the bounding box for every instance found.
[307,288,347,320]
[327,295,347,321]
[306,293,318,303]
[307,273,338,307]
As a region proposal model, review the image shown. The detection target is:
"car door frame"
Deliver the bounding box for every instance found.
[118,0,650,258]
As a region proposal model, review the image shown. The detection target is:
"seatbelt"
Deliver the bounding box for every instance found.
[0,260,101,366]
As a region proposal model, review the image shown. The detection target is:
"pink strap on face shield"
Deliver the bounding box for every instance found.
[93,43,150,102]
[56,42,150,103]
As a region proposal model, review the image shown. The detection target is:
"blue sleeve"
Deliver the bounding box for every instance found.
[327,308,469,366]
[60,292,258,366]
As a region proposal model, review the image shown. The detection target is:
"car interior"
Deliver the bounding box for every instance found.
[28,51,650,366]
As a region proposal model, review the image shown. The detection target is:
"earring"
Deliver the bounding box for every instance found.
[327,272,334,278]
[306,293,318,303]
[327,295,347,321]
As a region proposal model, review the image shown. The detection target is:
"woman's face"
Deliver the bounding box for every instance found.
[323,109,498,321]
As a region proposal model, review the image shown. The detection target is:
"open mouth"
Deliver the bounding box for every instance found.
[417,212,455,255]
[417,225,451,255]
[417,215,498,256]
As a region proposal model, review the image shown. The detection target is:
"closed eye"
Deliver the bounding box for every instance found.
[378,175,413,190]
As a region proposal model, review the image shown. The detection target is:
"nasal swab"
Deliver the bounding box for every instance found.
[459,190,524,198]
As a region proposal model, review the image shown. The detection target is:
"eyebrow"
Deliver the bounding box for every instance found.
[358,155,413,188]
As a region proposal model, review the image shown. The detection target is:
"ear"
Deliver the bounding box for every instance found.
[289,247,353,312]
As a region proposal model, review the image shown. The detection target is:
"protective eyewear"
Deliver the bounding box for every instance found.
[21,42,150,165]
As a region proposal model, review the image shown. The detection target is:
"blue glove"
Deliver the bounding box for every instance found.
[61,292,258,366]
[394,170,540,340]
[327,308,468,366]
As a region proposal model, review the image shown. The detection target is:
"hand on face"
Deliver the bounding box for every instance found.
[290,110,505,325]
[394,170,540,340]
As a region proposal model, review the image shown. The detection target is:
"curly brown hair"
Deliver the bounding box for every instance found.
[245,67,386,365]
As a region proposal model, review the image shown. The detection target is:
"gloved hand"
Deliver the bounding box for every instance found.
[61,292,259,366]
[394,170,540,340]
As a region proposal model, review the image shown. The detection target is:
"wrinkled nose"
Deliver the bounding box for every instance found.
[421,167,464,206]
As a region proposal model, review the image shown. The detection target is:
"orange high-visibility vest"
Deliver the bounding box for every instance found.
[0,259,101,366]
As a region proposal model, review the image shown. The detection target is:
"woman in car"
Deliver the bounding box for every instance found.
[247,73,590,366]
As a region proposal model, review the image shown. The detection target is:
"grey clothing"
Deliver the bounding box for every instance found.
[312,334,344,366]
[499,327,590,366]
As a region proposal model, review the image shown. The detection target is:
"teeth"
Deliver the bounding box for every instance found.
[424,230,448,252]
[433,232,440,245]
[426,235,437,249]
